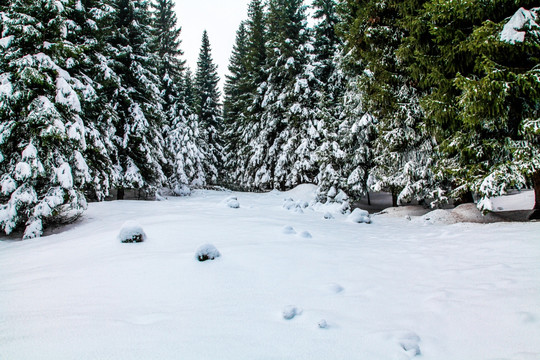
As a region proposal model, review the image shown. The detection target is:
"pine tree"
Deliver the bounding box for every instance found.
[223,0,267,189]
[246,0,318,190]
[338,0,439,207]
[151,0,205,192]
[70,0,120,201]
[152,0,184,110]
[107,0,166,197]
[0,0,93,238]
[401,0,539,210]
[223,22,250,188]
[195,30,222,184]
[310,0,350,203]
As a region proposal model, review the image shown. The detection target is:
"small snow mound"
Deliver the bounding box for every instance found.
[282,184,317,202]
[282,226,296,235]
[347,208,371,224]
[225,196,240,209]
[195,244,221,262]
[323,212,334,219]
[451,203,501,223]
[299,231,312,238]
[155,193,166,201]
[282,305,301,320]
[415,204,505,225]
[118,221,147,243]
[378,206,431,218]
[413,209,457,225]
[318,319,328,329]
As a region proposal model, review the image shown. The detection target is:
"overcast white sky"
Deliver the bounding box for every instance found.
[174,0,252,92]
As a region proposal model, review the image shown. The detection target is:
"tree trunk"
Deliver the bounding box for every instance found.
[455,191,474,206]
[367,191,371,206]
[117,189,125,200]
[530,170,540,220]
[391,190,398,207]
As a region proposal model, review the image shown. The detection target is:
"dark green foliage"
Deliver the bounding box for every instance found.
[195,30,222,184]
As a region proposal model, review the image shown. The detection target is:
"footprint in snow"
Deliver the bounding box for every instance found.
[299,231,312,238]
[282,305,302,320]
[282,226,296,234]
[328,283,344,294]
[398,332,422,358]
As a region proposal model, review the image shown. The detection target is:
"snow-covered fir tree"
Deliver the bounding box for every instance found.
[339,0,439,207]
[310,0,350,203]
[195,30,221,184]
[223,0,267,189]
[106,0,167,198]
[152,0,205,193]
[0,0,94,238]
[401,0,539,210]
[223,22,250,188]
[69,0,120,202]
[245,0,319,190]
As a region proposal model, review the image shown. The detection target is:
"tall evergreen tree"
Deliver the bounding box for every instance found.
[310,0,351,202]
[223,0,267,189]
[195,30,221,184]
[70,0,120,202]
[246,0,318,190]
[401,0,539,210]
[152,0,205,192]
[152,0,184,109]
[0,0,93,238]
[107,0,166,197]
[338,0,439,207]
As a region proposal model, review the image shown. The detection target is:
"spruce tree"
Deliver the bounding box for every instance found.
[311,0,350,203]
[224,0,267,189]
[152,0,205,192]
[401,0,539,210]
[107,0,166,197]
[338,0,439,207]
[223,22,250,188]
[246,0,318,190]
[195,30,222,184]
[70,0,120,201]
[0,0,92,238]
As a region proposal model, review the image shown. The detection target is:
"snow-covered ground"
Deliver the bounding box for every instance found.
[1,185,539,360]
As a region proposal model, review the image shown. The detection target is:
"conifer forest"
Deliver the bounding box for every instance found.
[0,0,539,238]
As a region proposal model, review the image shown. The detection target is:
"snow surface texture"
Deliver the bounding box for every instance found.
[500,7,540,44]
[117,220,147,243]
[1,185,540,359]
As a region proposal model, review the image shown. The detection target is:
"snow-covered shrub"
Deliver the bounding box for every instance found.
[226,196,240,209]
[173,184,192,197]
[347,208,371,224]
[118,221,147,243]
[195,244,221,262]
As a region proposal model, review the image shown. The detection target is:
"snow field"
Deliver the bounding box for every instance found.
[1,186,540,359]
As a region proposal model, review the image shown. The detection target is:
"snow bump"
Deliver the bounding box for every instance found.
[118,220,147,243]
